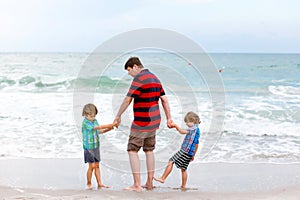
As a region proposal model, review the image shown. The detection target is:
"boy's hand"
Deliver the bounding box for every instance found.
[191,156,194,162]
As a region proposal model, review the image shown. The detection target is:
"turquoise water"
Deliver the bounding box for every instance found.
[0,53,299,163]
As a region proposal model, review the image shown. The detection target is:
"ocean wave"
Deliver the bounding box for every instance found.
[256,64,288,69]
[199,130,300,163]
[0,76,16,88]
[0,75,128,92]
[223,104,300,135]
[252,152,300,160]
[269,85,300,97]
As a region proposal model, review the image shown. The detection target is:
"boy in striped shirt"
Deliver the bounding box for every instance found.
[154,111,201,189]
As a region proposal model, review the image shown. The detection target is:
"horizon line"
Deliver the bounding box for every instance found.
[0,51,299,54]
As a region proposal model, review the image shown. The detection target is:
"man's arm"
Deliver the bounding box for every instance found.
[113,96,133,126]
[160,95,173,128]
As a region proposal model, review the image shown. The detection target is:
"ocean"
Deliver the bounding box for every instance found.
[0,52,299,167]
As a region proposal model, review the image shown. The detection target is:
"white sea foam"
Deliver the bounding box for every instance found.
[269,85,300,98]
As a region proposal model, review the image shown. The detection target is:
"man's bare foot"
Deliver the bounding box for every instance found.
[123,185,143,192]
[142,184,153,190]
[180,185,187,191]
[86,184,92,190]
[153,177,165,184]
[98,184,110,189]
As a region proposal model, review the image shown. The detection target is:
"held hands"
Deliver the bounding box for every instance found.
[112,121,119,129]
[167,119,175,128]
[168,120,177,129]
[113,116,121,129]
[168,121,187,134]
[96,122,119,134]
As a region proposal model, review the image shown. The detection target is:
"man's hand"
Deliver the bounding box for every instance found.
[113,116,121,128]
[167,119,174,128]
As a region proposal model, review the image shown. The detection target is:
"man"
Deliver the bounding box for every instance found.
[114,57,172,191]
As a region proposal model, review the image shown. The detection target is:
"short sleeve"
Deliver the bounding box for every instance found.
[127,77,142,98]
[160,86,165,96]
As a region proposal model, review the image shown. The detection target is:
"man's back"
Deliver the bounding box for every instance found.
[127,69,165,132]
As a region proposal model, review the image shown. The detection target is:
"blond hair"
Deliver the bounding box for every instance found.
[184,111,201,124]
[82,103,98,116]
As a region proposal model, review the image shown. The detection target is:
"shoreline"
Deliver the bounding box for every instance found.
[1,185,300,200]
[0,158,300,199]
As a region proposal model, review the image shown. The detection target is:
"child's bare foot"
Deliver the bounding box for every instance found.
[153,177,165,184]
[86,184,92,190]
[98,184,110,189]
[123,185,142,192]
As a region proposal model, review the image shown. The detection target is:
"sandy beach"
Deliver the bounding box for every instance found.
[0,158,299,199]
[1,185,300,200]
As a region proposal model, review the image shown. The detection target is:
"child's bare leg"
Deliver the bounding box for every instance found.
[180,168,188,189]
[86,163,95,189]
[94,162,110,188]
[154,161,174,183]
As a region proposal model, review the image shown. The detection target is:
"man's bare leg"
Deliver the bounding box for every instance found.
[144,151,155,190]
[124,151,142,192]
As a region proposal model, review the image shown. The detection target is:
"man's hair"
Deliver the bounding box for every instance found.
[82,103,98,116]
[184,111,201,124]
[124,57,143,70]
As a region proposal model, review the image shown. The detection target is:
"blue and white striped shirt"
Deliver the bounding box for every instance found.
[181,124,200,156]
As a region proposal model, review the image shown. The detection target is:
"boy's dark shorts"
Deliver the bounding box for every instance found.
[84,148,101,163]
[127,131,156,152]
[170,149,192,171]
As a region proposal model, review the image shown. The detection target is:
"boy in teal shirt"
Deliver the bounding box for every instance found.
[82,103,116,189]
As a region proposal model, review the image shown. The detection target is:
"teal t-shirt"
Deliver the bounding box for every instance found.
[82,118,100,150]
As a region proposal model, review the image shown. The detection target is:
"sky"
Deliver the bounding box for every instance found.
[0,0,299,53]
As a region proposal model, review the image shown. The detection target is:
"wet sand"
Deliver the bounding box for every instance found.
[1,185,300,200]
[0,158,299,199]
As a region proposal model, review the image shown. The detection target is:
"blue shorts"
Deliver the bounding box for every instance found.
[84,148,101,163]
